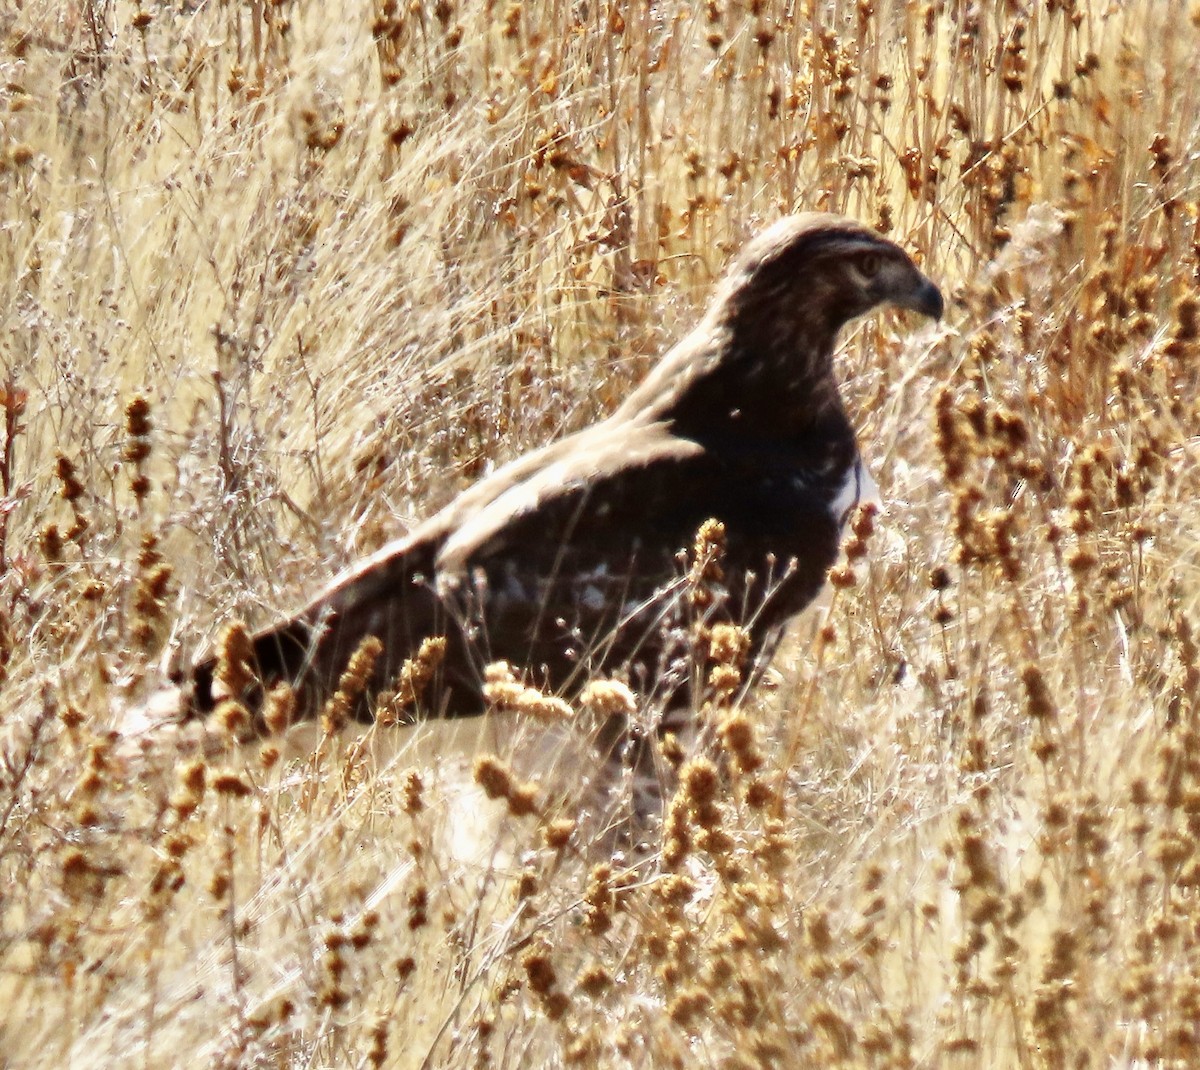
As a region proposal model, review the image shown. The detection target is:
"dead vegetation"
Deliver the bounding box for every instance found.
[2,1,1200,1066]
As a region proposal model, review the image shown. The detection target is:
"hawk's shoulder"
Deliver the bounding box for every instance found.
[435,418,703,574]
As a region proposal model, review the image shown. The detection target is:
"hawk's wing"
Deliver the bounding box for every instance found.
[191,414,845,721]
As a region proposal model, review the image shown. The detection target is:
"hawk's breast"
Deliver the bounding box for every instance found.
[828,454,879,531]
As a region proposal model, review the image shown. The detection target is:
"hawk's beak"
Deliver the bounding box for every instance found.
[899,275,944,321]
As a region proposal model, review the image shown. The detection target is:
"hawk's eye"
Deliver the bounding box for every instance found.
[857,252,882,278]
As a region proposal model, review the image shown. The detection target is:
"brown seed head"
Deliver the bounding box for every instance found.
[214,622,255,698]
[578,679,637,717]
[262,684,297,735]
[379,636,446,721]
[212,770,253,798]
[1021,663,1056,720]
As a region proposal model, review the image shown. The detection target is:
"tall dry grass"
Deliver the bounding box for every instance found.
[2,0,1199,1066]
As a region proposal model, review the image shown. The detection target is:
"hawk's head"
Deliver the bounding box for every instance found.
[618,213,943,435]
[720,213,944,333]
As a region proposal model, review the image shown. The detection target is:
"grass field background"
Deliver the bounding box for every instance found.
[2,1,1200,1066]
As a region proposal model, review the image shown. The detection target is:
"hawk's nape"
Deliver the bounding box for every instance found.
[184,213,943,734]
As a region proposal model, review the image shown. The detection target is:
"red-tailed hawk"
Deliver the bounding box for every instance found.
[186,214,942,732]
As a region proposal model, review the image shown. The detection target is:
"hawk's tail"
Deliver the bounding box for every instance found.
[188,615,329,729]
[183,535,456,733]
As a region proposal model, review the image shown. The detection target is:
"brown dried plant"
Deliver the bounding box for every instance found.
[1,1,1199,1067]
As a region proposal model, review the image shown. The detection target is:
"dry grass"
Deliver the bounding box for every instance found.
[2,0,1200,1066]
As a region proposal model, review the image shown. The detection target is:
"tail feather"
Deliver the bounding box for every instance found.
[186,535,457,730]
[189,615,320,719]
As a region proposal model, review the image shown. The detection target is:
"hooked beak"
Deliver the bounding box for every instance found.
[898,274,944,320]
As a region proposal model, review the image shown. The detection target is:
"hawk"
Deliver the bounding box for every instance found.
[186,214,943,732]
